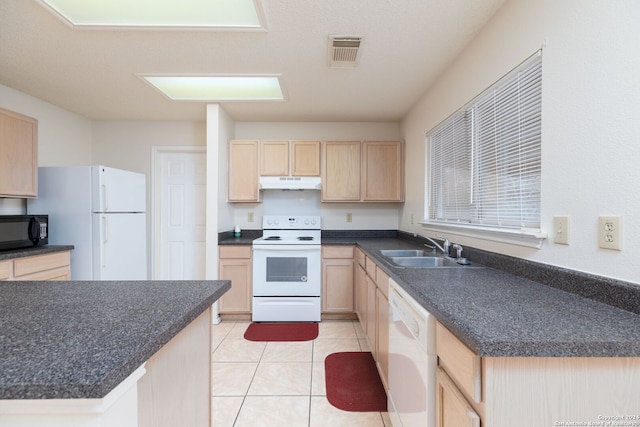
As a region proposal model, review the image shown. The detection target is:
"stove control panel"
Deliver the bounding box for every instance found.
[263,215,321,229]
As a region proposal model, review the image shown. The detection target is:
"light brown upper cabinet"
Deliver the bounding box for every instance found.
[260,140,321,177]
[321,140,404,202]
[290,141,321,176]
[0,108,38,198]
[322,141,361,201]
[362,141,404,202]
[228,140,260,202]
[260,140,289,176]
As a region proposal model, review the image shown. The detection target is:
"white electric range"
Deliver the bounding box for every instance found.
[252,215,321,322]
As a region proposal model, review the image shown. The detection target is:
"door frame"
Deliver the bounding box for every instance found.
[151,146,206,280]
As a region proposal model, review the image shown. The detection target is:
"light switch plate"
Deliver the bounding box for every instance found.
[553,216,569,245]
[598,215,622,251]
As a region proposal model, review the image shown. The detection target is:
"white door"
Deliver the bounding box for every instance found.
[155,149,206,280]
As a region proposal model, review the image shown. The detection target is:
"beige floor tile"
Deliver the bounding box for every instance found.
[311,361,326,396]
[381,411,393,426]
[212,362,258,396]
[211,396,244,427]
[261,341,313,362]
[212,322,236,350]
[354,321,366,338]
[309,396,386,427]
[358,337,372,352]
[318,320,358,339]
[313,338,362,362]
[234,396,310,427]
[226,320,253,339]
[248,362,312,395]
[212,338,265,362]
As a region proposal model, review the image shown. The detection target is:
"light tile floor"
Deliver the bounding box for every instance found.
[211,320,392,427]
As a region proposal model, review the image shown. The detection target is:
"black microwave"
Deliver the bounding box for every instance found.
[0,215,48,252]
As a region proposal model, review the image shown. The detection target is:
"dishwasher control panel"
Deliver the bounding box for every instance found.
[389,280,435,354]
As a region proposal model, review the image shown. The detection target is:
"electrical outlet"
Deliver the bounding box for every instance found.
[346,213,352,223]
[248,212,254,222]
[553,216,569,245]
[598,215,622,250]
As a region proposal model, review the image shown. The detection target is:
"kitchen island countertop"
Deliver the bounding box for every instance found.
[0,279,230,399]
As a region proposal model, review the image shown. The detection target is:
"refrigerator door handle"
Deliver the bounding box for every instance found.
[102,216,108,267]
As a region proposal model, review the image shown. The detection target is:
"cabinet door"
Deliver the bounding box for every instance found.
[365,274,377,351]
[354,262,367,326]
[12,251,71,281]
[228,140,260,202]
[322,260,354,313]
[321,141,360,201]
[376,287,389,387]
[291,141,320,176]
[436,368,480,427]
[362,141,404,202]
[218,258,252,313]
[0,108,38,198]
[0,260,10,280]
[260,140,289,176]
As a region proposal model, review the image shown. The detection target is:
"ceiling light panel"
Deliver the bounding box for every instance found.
[141,76,284,101]
[37,0,266,29]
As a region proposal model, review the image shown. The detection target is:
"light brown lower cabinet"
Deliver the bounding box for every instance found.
[321,245,354,314]
[0,251,71,281]
[218,246,252,314]
[436,367,480,427]
[436,319,640,426]
[354,249,390,387]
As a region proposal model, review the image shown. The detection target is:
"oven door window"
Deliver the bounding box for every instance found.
[266,257,308,282]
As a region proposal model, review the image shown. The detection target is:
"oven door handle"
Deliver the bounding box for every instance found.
[253,245,320,251]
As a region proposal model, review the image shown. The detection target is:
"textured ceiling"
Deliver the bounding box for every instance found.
[0,0,507,122]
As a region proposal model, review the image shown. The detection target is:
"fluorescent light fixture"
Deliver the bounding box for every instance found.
[36,0,266,30]
[141,75,285,101]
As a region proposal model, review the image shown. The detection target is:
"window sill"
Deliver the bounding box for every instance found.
[419,221,547,249]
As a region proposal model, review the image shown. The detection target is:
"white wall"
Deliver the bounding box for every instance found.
[401,0,640,284]
[233,121,403,230]
[0,84,93,214]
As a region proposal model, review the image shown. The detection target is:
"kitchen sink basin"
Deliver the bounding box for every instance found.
[387,256,464,268]
[378,249,428,257]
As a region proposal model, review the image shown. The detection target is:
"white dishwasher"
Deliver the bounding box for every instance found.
[387,279,436,427]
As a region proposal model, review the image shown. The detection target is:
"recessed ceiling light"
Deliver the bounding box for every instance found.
[36,0,266,30]
[140,75,285,101]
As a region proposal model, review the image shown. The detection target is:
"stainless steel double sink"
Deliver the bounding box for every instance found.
[378,249,472,268]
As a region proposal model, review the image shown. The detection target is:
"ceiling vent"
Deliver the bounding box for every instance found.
[328,36,362,68]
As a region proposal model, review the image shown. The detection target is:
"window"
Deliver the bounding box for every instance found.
[425,51,544,247]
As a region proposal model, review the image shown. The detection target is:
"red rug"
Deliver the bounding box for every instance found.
[243,322,319,342]
[325,352,387,412]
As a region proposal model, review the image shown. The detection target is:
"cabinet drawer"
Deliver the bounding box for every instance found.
[13,252,70,278]
[219,245,251,259]
[436,321,482,403]
[0,260,10,280]
[322,245,353,259]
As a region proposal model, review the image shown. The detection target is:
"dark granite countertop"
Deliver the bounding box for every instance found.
[221,232,640,358]
[0,280,230,399]
[0,245,74,261]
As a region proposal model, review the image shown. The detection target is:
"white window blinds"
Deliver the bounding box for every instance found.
[428,50,542,230]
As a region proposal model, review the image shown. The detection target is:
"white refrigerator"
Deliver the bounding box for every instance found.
[27,165,148,280]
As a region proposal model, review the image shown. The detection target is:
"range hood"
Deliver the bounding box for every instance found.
[259,176,321,190]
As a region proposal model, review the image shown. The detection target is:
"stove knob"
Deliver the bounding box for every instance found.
[311,218,317,225]
[266,219,272,226]
[273,219,279,226]
[304,219,310,225]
